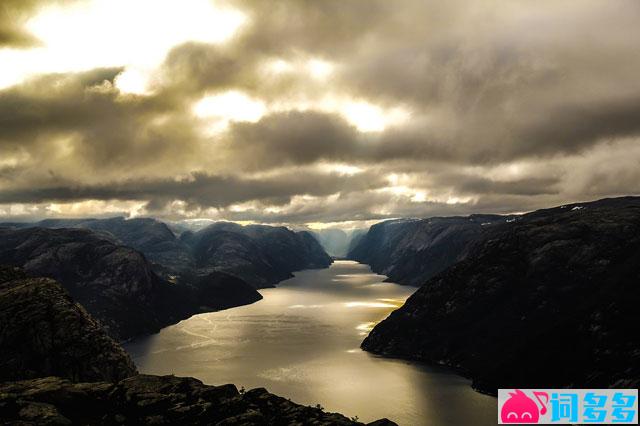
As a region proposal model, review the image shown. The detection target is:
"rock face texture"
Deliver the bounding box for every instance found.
[348,215,511,286]
[4,218,333,289]
[28,217,195,273]
[0,375,396,426]
[0,227,261,341]
[362,197,640,394]
[180,222,333,288]
[0,266,137,383]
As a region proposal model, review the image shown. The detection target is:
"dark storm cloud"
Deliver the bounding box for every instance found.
[223,111,455,170]
[0,170,386,208]
[514,95,640,158]
[0,68,206,185]
[0,68,125,141]
[1,0,640,223]
[224,111,359,169]
[441,175,561,197]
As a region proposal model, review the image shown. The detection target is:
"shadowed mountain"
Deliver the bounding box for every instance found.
[5,217,198,274]
[0,265,137,382]
[348,215,513,286]
[0,227,261,341]
[3,218,333,289]
[362,196,640,394]
[180,222,333,288]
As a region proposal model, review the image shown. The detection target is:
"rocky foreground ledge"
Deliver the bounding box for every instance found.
[0,375,396,425]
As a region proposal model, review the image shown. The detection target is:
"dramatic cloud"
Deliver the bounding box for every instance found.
[1,0,640,225]
[0,0,65,47]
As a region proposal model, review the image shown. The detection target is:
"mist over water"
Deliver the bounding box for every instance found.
[125,261,496,425]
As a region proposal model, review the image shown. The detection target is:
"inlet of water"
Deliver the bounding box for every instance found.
[124,261,496,425]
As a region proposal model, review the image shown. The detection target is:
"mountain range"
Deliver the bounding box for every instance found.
[0,218,331,340]
[356,196,640,394]
[347,215,515,286]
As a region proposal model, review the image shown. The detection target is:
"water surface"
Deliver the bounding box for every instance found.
[125,260,496,425]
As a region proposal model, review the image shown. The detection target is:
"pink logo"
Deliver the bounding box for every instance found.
[501,389,549,423]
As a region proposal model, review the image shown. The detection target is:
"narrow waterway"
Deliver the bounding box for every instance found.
[125,260,496,425]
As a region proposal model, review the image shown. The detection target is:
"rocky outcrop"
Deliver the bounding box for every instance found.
[0,375,396,426]
[362,196,640,394]
[348,215,511,285]
[0,227,261,341]
[0,266,137,383]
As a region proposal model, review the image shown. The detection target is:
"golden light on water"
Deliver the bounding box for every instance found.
[344,298,405,309]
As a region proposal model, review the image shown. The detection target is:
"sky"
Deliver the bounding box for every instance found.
[1,0,639,228]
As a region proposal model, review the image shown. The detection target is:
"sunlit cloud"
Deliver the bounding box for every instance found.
[2,0,640,225]
[114,68,149,95]
[318,163,364,176]
[340,101,409,132]
[268,96,411,133]
[307,58,334,80]
[0,0,246,89]
[194,90,266,133]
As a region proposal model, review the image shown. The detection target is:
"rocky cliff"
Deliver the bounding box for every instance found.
[0,375,396,425]
[0,227,261,341]
[0,266,137,382]
[348,215,511,285]
[5,218,333,289]
[362,196,640,394]
[180,222,332,288]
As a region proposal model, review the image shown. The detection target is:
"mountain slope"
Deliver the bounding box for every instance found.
[0,266,137,382]
[181,222,332,288]
[362,197,640,394]
[8,217,196,274]
[4,218,333,289]
[348,215,512,285]
[0,227,261,340]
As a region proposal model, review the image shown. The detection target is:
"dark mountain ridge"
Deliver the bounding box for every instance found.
[361,196,640,394]
[348,214,514,286]
[3,217,333,289]
[0,227,261,341]
[0,218,332,340]
[180,222,332,288]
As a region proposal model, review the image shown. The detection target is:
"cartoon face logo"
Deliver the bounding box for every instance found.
[501,389,548,423]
